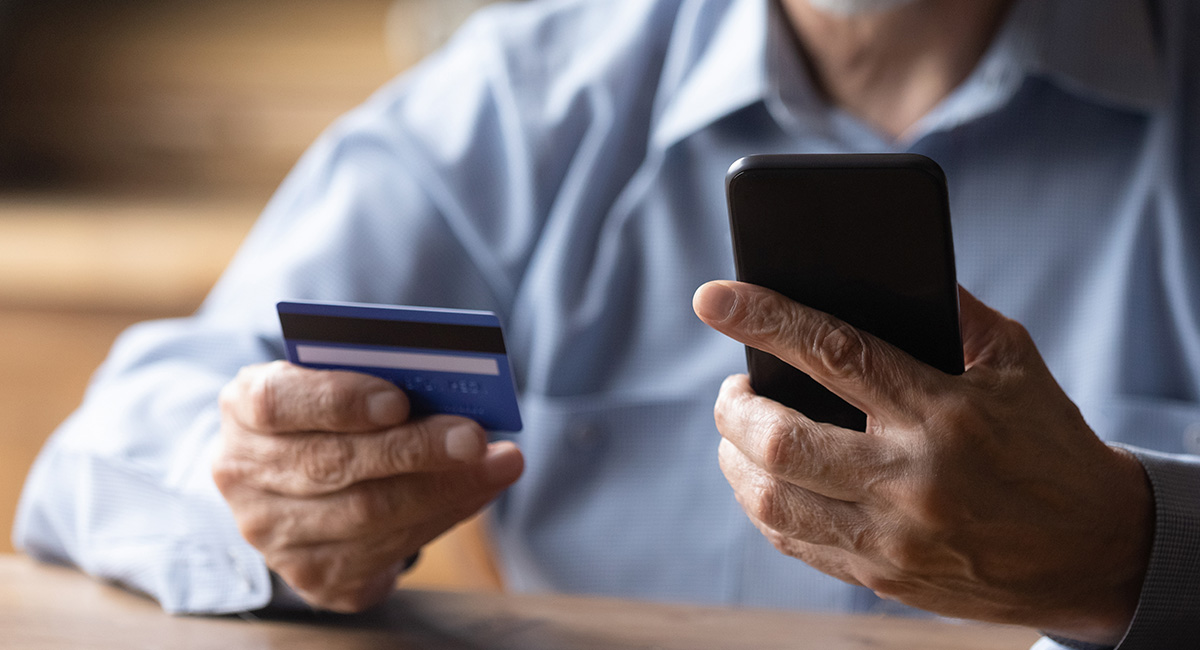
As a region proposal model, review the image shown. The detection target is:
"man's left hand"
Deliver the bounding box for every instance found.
[694,281,1152,645]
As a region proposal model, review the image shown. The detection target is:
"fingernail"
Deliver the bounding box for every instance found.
[483,442,524,485]
[445,424,484,462]
[694,282,737,323]
[367,390,405,426]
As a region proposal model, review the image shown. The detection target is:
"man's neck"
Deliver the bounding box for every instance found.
[779,0,1014,141]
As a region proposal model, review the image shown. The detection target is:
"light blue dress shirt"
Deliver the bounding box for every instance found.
[15,0,1200,646]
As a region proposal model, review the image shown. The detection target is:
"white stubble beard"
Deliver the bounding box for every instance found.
[803,0,921,15]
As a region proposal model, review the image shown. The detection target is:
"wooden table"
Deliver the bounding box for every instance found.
[0,555,1040,649]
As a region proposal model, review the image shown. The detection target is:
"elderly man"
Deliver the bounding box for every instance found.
[17,0,1199,648]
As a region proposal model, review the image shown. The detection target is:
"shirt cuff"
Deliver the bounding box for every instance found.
[1108,446,1200,648]
[259,552,421,612]
[1035,446,1200,650]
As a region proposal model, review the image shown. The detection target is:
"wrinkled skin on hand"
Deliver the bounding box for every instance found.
[212,361,523,612]
[694,281,1152,645]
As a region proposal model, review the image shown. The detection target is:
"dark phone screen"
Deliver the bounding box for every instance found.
[726,154,963,431]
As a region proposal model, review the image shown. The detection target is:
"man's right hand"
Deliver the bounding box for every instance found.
[211,361,524,612]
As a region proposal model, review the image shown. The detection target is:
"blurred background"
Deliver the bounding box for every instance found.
[0,0,502,591]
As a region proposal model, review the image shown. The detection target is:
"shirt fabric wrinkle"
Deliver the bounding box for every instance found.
[13,0,1200,647]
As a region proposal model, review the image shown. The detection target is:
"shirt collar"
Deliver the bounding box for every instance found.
[650,0,771,149]
[652,0,1167,150]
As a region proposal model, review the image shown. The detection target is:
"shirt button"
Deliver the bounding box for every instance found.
[1183,424,1200,455]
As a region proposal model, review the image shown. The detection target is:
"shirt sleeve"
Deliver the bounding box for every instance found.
[10,320,280,614]
[1112,447,1200,647]
[11,0,663,612]
[11,26,528,612]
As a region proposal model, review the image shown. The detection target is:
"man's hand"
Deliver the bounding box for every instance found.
[212,361,523,612]
[694,281,1152,645]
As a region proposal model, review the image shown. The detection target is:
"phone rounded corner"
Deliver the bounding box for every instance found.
[725,155,759,186]
[905,153,948,185]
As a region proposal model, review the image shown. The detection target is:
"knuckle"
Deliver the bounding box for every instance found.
[210,453,245,495]
[992,317,1041,366]
[929,389,974,423]
[879,538,922,573]
[217,379,239,418]
[910,484,964,534]
[859,572,908,601]
[713,382,738,430]
[238,512,277,549]
[811,320,868,380]
[761,525,793,556]
[759,414,806,476]
[313,376,361,427]
[749,480,790,532]
[272,553,325,594]
[749,480,846,550]
[384,421,432,471]
[296,435,355,490]
[876,527,934,575]
[714,376,755,436]
[343,486,394,531]
[1004,318,1036,349]
[921,397,995,466]
[963,365,1007,401]
[243,368,281,430]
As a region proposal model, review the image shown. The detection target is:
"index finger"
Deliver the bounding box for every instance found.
[217,415,498,497]
[715,374,892,502]
[220,360,410,434]
[693,280,948,423]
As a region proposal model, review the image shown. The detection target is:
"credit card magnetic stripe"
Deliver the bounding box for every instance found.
[276,313,507,354]
[276,300,522,432]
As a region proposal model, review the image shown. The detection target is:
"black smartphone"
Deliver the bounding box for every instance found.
[725,153,964,431]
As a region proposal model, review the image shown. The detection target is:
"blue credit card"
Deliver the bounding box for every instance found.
[277,300,522,432]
